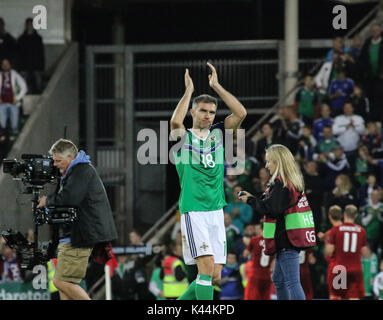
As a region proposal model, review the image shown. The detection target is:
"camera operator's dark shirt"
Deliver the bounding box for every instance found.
[46,161,117,247]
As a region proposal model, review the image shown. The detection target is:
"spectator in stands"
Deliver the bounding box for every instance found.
[237,154,257,193]
[297,125,317,162]
[17,18,45,94]
[129,229,144,246]
[332,102,365,172]
[314,125,339,158]
[328,68,354,117]
[284,104,304,156]
[350,84,370,120]
[363,121,383,158]
[318,144,350,190]
[359,23,383,124]
[111,253,153,300]
[224,174,239,203]
[373,259,383,299]
[313,103,334,143]
[255,122,277,164]
[224,185,253,236]
[342,52,359,82]
[270,106,288,146]
[0,246,22,282]
[224,213,241,253]
[315,52,340,100]
[234,223,256,265]
[350,34,363,60]
[326,173,358,210]
[0,18,17,64]
[295,76,318,126]
[367,156,383,189]
[250,167,270,197]
[359,173,382,208]
[325,37,351,62]
[360,189,383,254]
[218,252,243,300]
[128,229,155,271]
[354,145,371,187]
[0,58,27,139]
[361,245,379,299]
[303,161,325,233]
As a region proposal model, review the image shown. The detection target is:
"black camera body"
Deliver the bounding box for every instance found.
[2,206,78,270]
[34,206,78,226]
[2,154,77,270]
[3,154,59,186]
[1,229,56,270]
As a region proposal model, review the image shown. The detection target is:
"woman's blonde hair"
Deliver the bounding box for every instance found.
[265,144,304,191]
[334,174,352,196]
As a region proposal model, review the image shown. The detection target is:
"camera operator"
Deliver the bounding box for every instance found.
[36,139,118,300]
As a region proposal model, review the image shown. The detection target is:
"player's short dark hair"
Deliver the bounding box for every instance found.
[192,94,218,110]
[329,205,343,221]
[344,205,358,220]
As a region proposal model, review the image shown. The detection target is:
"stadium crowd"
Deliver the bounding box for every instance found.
[0,17,45,157]
[139,25,383,301]
[3,22,383,300]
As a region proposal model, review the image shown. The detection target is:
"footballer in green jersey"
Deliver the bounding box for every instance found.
[170,62,247,300]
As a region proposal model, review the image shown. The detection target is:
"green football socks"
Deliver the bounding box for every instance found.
[177,280,197,300]
[177,274,214,300]
[195,274,213,300]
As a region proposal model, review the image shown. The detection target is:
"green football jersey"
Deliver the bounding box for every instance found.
[174,122,227,214]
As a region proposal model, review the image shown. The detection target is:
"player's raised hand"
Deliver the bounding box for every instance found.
[207,62,219,89]
[185,68,194,93]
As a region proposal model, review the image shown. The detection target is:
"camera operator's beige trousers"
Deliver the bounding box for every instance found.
[54,243,93,283]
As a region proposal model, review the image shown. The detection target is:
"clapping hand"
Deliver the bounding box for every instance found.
[185,68,194,93]
[207,62,219,89]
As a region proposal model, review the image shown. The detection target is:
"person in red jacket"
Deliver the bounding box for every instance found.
[318,205,343,300]
[325,204,369,300]
[243,223,273,300]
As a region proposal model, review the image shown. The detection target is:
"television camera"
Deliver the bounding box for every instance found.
[1,154,77,269]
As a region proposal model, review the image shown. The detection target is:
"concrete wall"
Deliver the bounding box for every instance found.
[0,43,79,238]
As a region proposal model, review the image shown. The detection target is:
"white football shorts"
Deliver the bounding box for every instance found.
[180,209,227,265]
